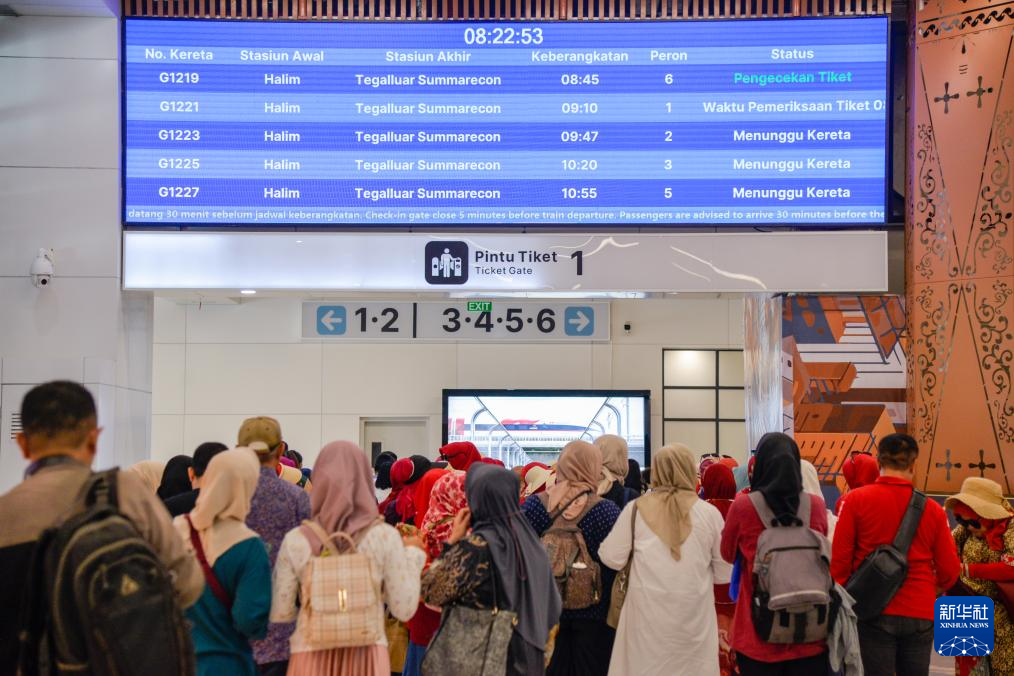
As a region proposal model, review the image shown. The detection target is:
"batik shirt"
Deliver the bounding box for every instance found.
[246,467,311,665]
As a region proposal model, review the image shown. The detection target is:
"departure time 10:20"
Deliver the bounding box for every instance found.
[463,27,544,45]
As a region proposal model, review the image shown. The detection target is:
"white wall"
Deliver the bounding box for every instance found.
[152,296,744,467]
[0,17,153,492]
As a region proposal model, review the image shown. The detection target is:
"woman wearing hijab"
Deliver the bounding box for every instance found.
[521,440,621,676]
[422,464,562,676]
[594,435,638,510]
[126,459,166,493]
[402,467,451,676]
[720,433,829,675]
[374,451,398,503]
[270,441,427,676]
[835,452,879,515]
[801,459,837,541]
[625,459,643,495]
[946,478,1014,676]
[600,444,731,676]
[158,454,194,502]
[438,441,483,471]
[520,462,552,503]
[700,462,738,676]
[173,448,272,676]
[381,456,433,526]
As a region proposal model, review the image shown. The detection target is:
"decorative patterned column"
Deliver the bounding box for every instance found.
[744,294,783,450]
[908,0,1014,493]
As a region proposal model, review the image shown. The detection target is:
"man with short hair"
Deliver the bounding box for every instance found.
[0,381,204,673]
[164,441,228,517]
[238,416,311,676]
[831,433,960,676]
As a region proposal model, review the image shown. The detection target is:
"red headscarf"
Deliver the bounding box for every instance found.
[953,502,1011,552]
[701,463,737,520]
[842,453,880,490]
[739,455,758,495]
[413,468,450,530]
[389,458,417,523]
[439,441,483,471]
[478,457,505,467]
[719,457,739,470]
[421,472,467,560]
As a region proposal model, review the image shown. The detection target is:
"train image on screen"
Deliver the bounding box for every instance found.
[445,393,647,467]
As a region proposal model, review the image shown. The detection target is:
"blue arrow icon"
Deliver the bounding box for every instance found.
[316,306,346,335]
[564,306,595,337]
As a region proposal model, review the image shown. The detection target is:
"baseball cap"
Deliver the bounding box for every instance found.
[238,416,282,455]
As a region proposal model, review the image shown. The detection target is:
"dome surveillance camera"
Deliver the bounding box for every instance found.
[31,248,54,288]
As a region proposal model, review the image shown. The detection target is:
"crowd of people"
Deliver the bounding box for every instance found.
[2,380,1014,676]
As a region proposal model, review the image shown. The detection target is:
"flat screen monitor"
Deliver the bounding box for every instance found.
[442,389,651,468]
[123,17,889,227]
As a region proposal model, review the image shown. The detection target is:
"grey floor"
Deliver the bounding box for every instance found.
[929,652,955,674]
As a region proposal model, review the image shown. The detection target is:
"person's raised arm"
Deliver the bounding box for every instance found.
[269,529,303,624]
[231,540,271,640]
[599,501,635,571]
[830,494,858,586]
[381,526,426,622]
[118,470,204,607]
[931,505,960,592]
[720,495,746,564]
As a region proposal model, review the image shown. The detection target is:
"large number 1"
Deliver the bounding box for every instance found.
[571,250,584,276]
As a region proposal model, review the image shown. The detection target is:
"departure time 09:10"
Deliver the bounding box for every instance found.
[463,26,544,45]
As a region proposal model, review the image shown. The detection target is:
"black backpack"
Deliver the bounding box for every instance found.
[17,469,196,676]
[844,490,927,621]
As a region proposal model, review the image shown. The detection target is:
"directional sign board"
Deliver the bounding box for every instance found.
[301,301,609,342]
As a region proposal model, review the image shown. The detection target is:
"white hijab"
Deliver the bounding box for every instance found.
[176,447,260,566]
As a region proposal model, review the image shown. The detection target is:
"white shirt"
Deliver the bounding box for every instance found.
[270,521,426,654]
[599,499,732,676]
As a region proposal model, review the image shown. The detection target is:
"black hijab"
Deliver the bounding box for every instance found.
[466,464,562,650]
[157,455,193,502]
[751,432,803,526]
[374,452,397,489]
[407,455,432,484]
[625,459,643,493]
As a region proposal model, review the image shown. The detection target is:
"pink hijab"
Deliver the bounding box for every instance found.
[545,440,603,520]
[300,441,379,555]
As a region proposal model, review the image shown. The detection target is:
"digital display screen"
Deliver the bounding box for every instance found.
[123,17,888,227]
[443,389,650,467]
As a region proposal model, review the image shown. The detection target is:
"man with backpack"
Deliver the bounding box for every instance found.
[831,433,960,676]
[0,381,204,675]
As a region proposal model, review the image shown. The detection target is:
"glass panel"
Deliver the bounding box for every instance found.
[719,389,745,420]
[664,420,716,455]
[664,389,716,419]
[719,350,745,387]
[663,350,716,387]
[719,421,748,456]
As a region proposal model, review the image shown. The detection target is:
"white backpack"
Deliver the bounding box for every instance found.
[300,519,384,650]
[749,492,834,644]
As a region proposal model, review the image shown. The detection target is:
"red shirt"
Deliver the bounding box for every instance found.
[720,492,829,663]
[830,475,960,620]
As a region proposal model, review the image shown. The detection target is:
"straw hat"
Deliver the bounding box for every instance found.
[944,478,1014,520]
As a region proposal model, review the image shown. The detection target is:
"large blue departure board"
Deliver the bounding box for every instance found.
[123,17,889,226]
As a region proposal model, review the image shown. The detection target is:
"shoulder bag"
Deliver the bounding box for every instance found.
[422,553,518,676]
[845,490,927,621]
[607,501,638,629]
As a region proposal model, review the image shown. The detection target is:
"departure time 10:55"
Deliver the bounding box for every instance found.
[463,27,544,45]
